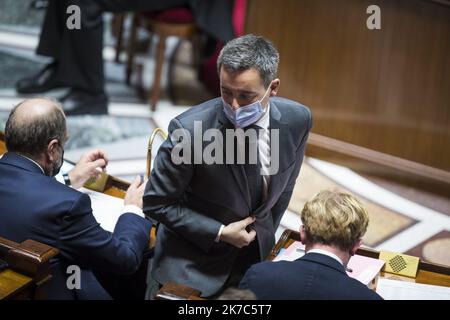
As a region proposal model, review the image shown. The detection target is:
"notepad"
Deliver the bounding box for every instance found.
[376,278,450,300]
[273,242,305,262]
[55,163,125,233]
[346,254,385,286]
[80,187,125,232]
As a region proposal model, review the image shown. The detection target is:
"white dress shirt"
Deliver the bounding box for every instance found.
[253,102,271,201]
[17,153,45,174]
[307,248,344,266]
[215,103,272,242]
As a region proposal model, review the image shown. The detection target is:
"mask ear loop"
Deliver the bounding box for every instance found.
[257,83,270,104]
[258,81,274,111]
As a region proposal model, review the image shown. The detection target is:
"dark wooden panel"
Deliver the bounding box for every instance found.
[246,0,450,171]
[0,237,59,300]
[0,131,5,155]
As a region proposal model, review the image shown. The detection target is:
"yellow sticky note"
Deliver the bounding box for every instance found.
[84,171,109,192]
[379,251,419,278]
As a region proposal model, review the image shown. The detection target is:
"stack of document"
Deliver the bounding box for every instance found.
[273,241,305,262]
[376,278,450,300]
[346,254,385,286]
[80,187,125,233]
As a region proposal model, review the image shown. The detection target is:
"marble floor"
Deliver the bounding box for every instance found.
[0,4,448,267]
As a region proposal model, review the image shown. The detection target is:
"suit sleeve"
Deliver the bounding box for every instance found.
[143,118,223,253]
[238,264,265,299]
[59,194,152,275]
[271,109,313,228]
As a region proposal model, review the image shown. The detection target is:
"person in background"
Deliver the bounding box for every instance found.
[0,97,152,299]
[239,190,383,300]
[16,0,235,115]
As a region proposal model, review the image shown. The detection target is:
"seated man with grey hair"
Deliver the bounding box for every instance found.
[239,190,383,300]
[143,34,312,298]
[0,98,152,299]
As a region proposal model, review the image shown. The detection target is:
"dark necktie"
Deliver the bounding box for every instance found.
[243,124,263,212]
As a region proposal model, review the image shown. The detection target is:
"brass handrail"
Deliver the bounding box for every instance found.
[146,128,168,178]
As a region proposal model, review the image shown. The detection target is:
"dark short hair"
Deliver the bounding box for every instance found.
[5,99,66,158]
[217,34,280,87]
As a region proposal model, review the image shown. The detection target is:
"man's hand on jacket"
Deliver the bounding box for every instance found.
[220,216,256,248]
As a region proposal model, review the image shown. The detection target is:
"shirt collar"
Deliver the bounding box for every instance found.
[16,153,45,174]
[307,249,344,266]
[254,102,271,130]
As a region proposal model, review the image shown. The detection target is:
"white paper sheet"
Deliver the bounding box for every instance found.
[79,187,124,233]
[376,278,450,300]
[346,254,385,286]
[273,242,305,262]
[274,241,385,286]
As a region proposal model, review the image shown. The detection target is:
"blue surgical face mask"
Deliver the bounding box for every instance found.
[222,85,271,128]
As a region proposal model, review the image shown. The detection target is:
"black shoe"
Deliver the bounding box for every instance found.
[60,90,108,116]
[16,62,63,94]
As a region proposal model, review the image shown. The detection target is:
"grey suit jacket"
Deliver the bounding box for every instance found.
[143,97,312,297]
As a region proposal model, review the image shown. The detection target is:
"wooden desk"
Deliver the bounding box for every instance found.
[79,168,156,248]
[0,269,33,300]
[155,282,204,300]
[0,237,59,300]
[0,132,5,155]
[91,175,156,249]
[270,229,450,288]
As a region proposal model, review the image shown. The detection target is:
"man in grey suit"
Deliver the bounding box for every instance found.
[143,34,312,298]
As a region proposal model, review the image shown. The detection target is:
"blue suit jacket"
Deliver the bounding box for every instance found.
[239,252,383,300]
[0,152,152,299]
